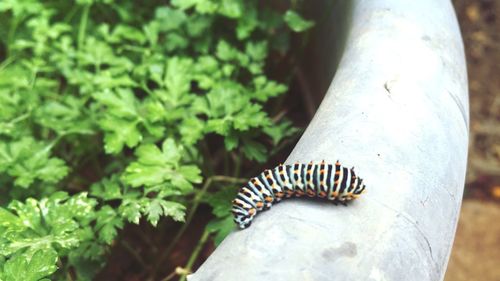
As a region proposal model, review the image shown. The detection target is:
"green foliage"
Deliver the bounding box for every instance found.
[204,188,238,246]
[0,0,312,279]
[0,192,111,280]
[284,10,315,32]
[1,249,58,281]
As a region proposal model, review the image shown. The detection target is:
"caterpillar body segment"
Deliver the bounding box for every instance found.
[232,161,366,229]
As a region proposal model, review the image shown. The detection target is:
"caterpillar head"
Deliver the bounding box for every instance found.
[234,216,252,229]
[353,178,366,195]
[232,205,255,229]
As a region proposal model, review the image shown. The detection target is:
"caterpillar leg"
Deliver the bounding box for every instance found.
[234,215,250,229]
[263,195,274,209]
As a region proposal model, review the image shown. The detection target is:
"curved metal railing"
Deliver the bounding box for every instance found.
[189,0,468,280]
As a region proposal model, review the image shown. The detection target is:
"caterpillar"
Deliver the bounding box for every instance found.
[231,160,366,229]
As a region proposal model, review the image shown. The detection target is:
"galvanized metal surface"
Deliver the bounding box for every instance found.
[188,0,468,280]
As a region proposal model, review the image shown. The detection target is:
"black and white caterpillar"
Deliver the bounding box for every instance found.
[232,160,366,229]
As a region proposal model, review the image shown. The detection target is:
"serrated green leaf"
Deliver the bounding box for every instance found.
[90,177,122,201]
[0,137,69,188]
[178,165,202,184]
[205,188,237,218]
[224,134,238,151]
[0,193,99,262]
[122,162,166,187]
[0,208,22,228]
[245,41,267,62]
[241,138,267,162]
[159,200,186,222]
[180,117,205,145]
[119,201,141,225]
[216,40,238,61]
[100,118,142,154]
[135,144,166,166]
[123,139,201,193]
[263,120,300,146]
[236,5,257,39]
[93,89,138,119]
[95,206,123,244]
[2,249,58,281]
[284,10,315,32]
[110,24,146,44]
[143,198,186,227]
[253,76,288,102]
[206,216,235,246]
[218,0,243,18]
[154,7,187,32]
[161,138,182,164]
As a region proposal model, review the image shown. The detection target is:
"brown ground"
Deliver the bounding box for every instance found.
[445,1,500,281]
[445,200,500,281]
[453,0,500,187]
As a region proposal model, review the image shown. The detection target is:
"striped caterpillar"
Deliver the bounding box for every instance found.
[232,160,366,229]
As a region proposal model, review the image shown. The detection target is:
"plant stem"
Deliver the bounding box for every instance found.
[0,56,16,72]
[200,141,215,176]
[223,152,229,176]
[159,269,177,281]
[149,174,246,279]
[121,239,150,271]
[211,175,247,184]
[78,4,91,50]
[7,17,20,57]
[57,258,74,281]
[149,177,213,279]
[63,5,80,23]
[231,152,241,178]
[179,229,210,281]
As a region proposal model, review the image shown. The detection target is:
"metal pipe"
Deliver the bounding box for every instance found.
[189,0,468,280]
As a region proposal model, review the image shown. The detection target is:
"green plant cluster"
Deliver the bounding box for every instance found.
[0,0,313,280]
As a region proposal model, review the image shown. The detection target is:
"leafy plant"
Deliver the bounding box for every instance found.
[0,0,313,279]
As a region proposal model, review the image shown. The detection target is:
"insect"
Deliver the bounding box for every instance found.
[231,160,366,229]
